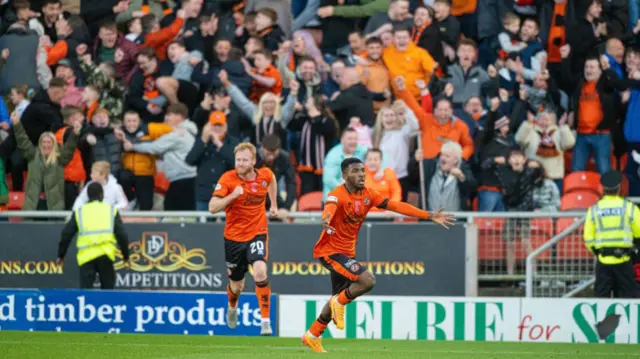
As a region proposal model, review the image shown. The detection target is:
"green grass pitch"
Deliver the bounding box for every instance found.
[0,332,639,359]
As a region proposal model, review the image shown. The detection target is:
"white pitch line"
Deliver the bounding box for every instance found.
[0,340,639,357]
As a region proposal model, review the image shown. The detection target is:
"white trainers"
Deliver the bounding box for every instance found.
[226,307,238,329]
[260,321,273,336]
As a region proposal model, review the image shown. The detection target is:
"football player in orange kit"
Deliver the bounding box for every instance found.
[209,142,278,336]
[302,157,454,352]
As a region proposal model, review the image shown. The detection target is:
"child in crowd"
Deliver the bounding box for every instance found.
[126,17,144,44]
[497,12,526,61]
[86,109,122,178]
[247,50,283,103]
[72,161,128,211]
[9,84,32,119]
[118,111,173,210]
[82,85,101,121]
[255,8,285,52]
[349,117,372,148]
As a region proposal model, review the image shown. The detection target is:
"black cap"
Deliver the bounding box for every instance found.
[601,170,623,190]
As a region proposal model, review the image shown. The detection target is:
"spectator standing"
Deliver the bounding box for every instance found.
[91,21,139,84]
[11,110,80,211]
[185,111,240,212]
[328,67,375,130]
[246,50,283,103]
[77,45,126,121]
[116,0,176,26]
[364,148,402,212]
[156,40,203,109]
[0,23,46,94]
[383,26,437,100]
[532,162,561,212]
[220,69,297,146]
[55,59,83,108]
[288,94,338,195]
[322,127,368,200]
[124,104,197,210]
[118,111,173,211]
[256,135,297,219]
[364,0,412,37]
[516,110,575,192]
[396,76,474,161]
[126,48,170,123]
[446,39,492,109]
[254,8,285,52]
[408,142,477,212]
[371,100,419,196]
[412,5,445,72]
[140,8,186,61]
[357,37,391,113]
[86,109,122,178]
[54,106,88,209]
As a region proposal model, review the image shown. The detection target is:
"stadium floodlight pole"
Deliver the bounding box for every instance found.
[410,131,426,210]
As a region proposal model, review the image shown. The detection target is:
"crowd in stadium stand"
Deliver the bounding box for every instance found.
[0,0,639,218]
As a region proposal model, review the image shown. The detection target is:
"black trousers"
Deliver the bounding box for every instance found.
[299,172,322,196]
[120,174,154,210]
[164,177,196,210]
[64,181,80,210]
[79,255,116,289]
[595,260,639,299]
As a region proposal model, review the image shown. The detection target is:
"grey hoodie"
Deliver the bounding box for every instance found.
[133,120,198,182]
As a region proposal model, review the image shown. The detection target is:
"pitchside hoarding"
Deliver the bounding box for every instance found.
[278,295,640,344]
[0,289,276,336]
[0,223,466,295]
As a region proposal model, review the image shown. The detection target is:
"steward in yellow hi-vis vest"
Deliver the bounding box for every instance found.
[58,183,130,289]
[583,171,640,298]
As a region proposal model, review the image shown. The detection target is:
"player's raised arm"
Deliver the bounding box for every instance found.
[382,201,455,229]
[209,186,243,213]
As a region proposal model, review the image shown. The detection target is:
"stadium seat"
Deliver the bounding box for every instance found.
[154,172,170,194]
[474,218,505,260]
[298,191,323,212]
[529,218,553,235]
[295,172,301,200]
[7,191,25,210]
[555,217,591,259]
[560,191,600,211]
[563,171,602,195]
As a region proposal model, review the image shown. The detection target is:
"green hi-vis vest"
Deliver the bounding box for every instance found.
[584,196,636,265]
[75,201,118,266]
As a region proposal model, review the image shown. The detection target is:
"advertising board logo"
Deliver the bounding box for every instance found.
[114,232,210,272]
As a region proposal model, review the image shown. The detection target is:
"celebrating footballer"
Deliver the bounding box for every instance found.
[302,157,455,352]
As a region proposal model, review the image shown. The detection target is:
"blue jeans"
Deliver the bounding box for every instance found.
[627,147,640,196]
[571,134,611,175]
[478,190,505,212]
[195,200,209,212]
[631,0,640,31]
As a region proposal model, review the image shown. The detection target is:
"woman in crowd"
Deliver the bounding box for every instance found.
[11,112,80,211]
[371,100,419,199]
[219,69,298,146]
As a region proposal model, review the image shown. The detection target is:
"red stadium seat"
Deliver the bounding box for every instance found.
[529,218,553,236]
[295,173,301,200]
[555,217,591,259]
[298,191,323,212]
[560,191,600,211]
[563,171,602,195]
[475,218,505,260]
[7,191,25,210]
[154,172,170,194]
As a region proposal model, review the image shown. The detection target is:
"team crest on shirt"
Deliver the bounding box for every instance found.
[261,180,268,188]
[250,182,258,192]
[364,197,370,206]
[350,263,360,272]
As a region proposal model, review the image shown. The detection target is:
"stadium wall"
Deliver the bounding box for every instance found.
[0,289,276,336]
[0,222,468,295]
[278,295,640,344]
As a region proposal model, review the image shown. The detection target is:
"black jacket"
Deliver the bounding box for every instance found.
[257,149,296,210]
[476,110,516,188]
[185,134,240,202]
[58,205,130,261]
[20,90,63,145]
[414,22,446,72]
[328,83,375,130]
[407,154,478,211]
[258,24,286,52]
[191,103,253,141]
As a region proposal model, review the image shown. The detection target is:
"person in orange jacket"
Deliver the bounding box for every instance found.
[140,8,186,61]
[116,110,173,210]
[395,76,474,161]
[383,26,437,99]
[54,106,88,210]
[364,148,402,213]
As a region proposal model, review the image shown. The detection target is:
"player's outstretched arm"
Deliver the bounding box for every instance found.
[385,201,455,229]
[209,186,243,213]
